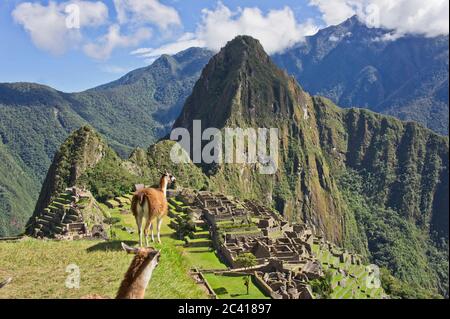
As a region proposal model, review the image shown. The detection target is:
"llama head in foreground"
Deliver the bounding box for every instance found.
[115,242,161,299]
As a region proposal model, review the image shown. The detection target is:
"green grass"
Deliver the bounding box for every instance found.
[203,274,269,299]
[0,202,208,299]
[312,243,386,299]
[0,237,206,299]
[184,248,228,270]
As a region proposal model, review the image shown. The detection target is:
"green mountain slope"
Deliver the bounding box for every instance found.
[0,141,38,236]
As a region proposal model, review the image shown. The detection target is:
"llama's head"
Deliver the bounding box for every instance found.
[115,243,161,299]
[161,171,176,186]
[121,242,161,270]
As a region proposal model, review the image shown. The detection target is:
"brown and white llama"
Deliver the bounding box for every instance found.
[83,242,160,299]
[131,172,176,246]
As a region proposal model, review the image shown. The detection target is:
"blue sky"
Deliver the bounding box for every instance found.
[0,0,448,92]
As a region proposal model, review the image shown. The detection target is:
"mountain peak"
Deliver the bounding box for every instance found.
[27,125,108,229]
[173,35,299,131]
[219,35,269,65]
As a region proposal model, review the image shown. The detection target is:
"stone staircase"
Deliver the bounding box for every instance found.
[27,188,88,239]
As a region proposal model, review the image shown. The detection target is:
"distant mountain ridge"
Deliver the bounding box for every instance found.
[273,15,449,135]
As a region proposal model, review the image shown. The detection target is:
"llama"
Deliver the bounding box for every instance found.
[131,172,176,246]
[83,242,160,299]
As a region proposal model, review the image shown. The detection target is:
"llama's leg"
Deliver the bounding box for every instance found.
[157,217,163,244]
[150,221,155,242]
[144,218,151,247]
[136,216,143,247]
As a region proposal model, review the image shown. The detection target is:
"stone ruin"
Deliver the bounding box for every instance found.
[255,266,314,299]
[196,191,248,225]
[177,189,366,299]
[26,187,108,240]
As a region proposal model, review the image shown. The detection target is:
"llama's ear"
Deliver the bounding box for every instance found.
[121,242,139,254]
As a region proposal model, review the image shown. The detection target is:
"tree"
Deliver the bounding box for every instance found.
[235,253,258,295]
[309,270,333,299]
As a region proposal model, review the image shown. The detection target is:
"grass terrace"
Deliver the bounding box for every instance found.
[203,274,269,299]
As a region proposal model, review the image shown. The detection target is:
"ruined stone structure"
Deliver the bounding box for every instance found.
[26,187,107,240]
[175,189,367,299]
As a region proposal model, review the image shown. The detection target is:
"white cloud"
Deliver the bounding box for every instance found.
[73,0,109,27]
[131,32,205,62]
[113,0,181,29]
[310,0,449,37]
[309,0,356,26]
[132,3,319,62]
[84,24,151,60]
[12,1,108,55]
[196,3,318,54]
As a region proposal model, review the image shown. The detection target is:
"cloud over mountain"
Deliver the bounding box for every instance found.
[113,0,181,29]
[12,0,178,59]
[133,3,319,62]
[310,0,449,37]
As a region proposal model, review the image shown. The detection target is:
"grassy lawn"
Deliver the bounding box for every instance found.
[0,202,207,299]
[0,237,206,299]
[184,247,228,270]
[203,274,269,299]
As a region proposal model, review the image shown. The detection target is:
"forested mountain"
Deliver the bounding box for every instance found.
[0,48,213,236]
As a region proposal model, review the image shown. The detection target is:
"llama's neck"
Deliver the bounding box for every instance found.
[115,254,156,299]
[159,177,168,198]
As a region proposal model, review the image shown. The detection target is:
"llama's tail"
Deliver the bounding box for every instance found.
[131,191,147,217]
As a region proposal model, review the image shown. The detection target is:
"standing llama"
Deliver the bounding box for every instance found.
[131,172,176,246]
[83,242,160,299]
